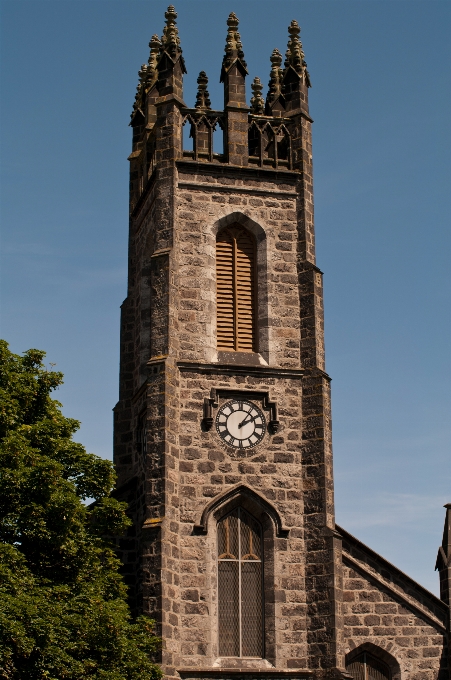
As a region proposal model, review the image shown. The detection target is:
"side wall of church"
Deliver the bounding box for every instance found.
[340,529,449,679]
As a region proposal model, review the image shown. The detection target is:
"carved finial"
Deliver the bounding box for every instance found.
[267,48,283,104]
[436,503,451,588]
[162,5,181,50]
[285,20,305,73]
[222,11,247,70]
[145,34,161,89]
[195,71,211,110]
[132,63,148,115]
[138,63,148,82]
[250,77,264,115]
[284,19,311,87]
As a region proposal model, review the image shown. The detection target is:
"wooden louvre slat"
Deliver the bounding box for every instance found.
[216,236,235,350]
[216,226,257,352]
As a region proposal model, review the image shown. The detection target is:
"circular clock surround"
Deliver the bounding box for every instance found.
[215,399,266,449]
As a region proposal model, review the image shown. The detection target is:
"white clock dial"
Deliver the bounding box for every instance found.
[215,399,266,449]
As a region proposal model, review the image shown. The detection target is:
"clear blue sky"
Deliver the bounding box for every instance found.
[1,0,450,595]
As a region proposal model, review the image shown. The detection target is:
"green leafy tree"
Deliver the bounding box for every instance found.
[0,340,162,680]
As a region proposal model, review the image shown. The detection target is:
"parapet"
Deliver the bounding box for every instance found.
[128,6,312,212]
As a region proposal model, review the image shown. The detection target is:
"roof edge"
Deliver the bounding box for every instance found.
[336,524,447,612]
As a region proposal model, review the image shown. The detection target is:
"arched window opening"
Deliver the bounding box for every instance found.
[213,121,225,156]
[248,124,260,158]
[217,508,263,658]
[216,226,257,352]
[346,651,391,680]
[182,118,194,154]
[264,127,275,161]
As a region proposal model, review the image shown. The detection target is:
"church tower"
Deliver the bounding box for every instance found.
[114,7,348,679]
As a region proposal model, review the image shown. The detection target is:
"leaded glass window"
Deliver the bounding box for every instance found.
[217,508,263,657]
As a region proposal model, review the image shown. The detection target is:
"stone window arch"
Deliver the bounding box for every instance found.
[197,484,284,666]
[217,507,264,658]
[216,225,257,352]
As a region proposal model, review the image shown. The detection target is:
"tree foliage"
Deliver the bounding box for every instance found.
[0,341,161,679]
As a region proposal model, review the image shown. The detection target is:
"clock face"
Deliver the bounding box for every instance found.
[215,399,266,449]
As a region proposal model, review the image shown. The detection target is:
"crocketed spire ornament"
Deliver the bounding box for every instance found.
[146,34,161,89]
[267,48,283,104]
[221,12,248,74]
[195,71,211,110]
[131,33,162,118]
[131,63,148,116]
[161,5,181,56]
[284,19,311,87]
[285,20,305,73]
[250,77,265,115]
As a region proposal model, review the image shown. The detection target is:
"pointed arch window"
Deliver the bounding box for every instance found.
[346,651,391,680]
[216,226,257,352]
[217,508,263,657]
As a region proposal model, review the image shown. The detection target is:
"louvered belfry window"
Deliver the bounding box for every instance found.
[346,652,391,680]
[216,226,257,352]
[217,508,263,657]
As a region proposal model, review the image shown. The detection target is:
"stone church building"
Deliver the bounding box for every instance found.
[113,7,450,679]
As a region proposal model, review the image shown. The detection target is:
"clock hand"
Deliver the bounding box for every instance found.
[238,413,257,428]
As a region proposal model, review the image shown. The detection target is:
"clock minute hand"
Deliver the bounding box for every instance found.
[238,413,256,428]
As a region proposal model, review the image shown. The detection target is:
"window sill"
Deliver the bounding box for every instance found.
[212,658,274,669]
[216,351,268,367]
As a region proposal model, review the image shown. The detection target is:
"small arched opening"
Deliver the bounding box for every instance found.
[346,643,401,680]
[182,116,194,154]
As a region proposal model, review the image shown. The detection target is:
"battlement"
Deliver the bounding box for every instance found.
[128,6,312,212]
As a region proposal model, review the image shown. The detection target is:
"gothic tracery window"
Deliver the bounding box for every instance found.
[216,226,257,352]
[217,508,263,657]
[346,651,391,680]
